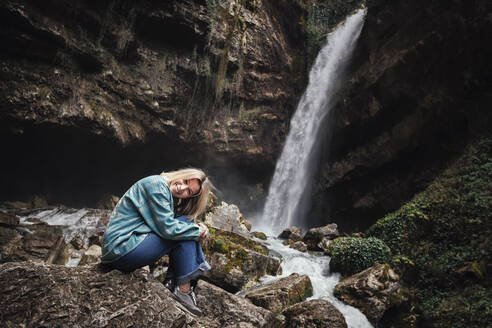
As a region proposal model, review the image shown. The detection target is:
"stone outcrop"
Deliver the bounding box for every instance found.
[302,224,339,251]
[334,263,405,325]
[0,261,281,328]
[204,201,252,238]
[203,227,281,292]
[281,299,347,328]
[245,273,313,313]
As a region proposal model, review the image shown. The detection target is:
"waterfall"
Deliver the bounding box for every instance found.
[259,8,367,235]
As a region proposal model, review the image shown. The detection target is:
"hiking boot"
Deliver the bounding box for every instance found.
[171,287,202,316]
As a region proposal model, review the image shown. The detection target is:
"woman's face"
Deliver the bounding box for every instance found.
[170,178,201,199]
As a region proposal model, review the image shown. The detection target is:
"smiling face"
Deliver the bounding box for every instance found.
[170,178,201,199]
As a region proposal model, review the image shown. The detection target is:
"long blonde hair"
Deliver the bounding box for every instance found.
[160,168,214,219]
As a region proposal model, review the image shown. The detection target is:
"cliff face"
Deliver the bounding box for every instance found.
[311,0,492,231]
[0,0,310,206]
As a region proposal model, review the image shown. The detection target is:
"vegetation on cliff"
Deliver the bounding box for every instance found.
[366,137,492,327]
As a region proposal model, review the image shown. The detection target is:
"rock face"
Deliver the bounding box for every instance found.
[281,299,347,328]
[311,0,492,232]
[334,263,404,325]
[0,0,313,209]
[245,273,313,313]
[0,261,281,328]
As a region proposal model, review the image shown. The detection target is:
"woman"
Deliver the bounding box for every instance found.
[101,168,213,316]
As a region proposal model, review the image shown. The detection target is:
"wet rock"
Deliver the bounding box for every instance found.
[205,202,252,238]
[71,235,84,250]
[303,224,339,251]
[0,223,64,263]
[0,261,281,328]
[252,231,267,240]
[245,273,313,313]
[283,239,308,252]
[203,228,281,292]
[278,226,303,242]
[281,299,347,328]
[79,244,102,266]
[334,263,405,325]
[0,211,20,226]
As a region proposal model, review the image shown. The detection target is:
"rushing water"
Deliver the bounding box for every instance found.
[260,8,367,235]
[259,236,373,328]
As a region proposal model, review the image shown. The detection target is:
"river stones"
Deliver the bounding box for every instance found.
[303,224,340,251]
[281,299,347,328]
[334,263,405,325]
[278,226,303,241]
[245,273,313,313]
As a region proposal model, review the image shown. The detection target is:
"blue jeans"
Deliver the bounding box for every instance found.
[106,216,211,285]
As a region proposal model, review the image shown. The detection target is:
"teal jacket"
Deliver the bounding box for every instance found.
[101,175,201,263]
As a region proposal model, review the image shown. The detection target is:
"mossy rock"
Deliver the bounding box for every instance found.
[327,237,391,276]
[251,231,267,240]
[365,137,492,328]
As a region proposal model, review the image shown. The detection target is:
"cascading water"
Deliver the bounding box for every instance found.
[259,8,367,235]
[250,8,373,328]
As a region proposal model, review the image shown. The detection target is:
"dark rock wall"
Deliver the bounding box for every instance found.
[0,0,312,208]
[1,0,489,232]
[311,0,492,231]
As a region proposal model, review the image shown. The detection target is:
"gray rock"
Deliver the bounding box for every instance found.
[0,261,281,328]
[205,202,252,238]
[334,263,405,325]
[79,244,102,265]
[282,299,347,328]
[303,224,339,251]
[278,226,303,241]
[245,273,313,313]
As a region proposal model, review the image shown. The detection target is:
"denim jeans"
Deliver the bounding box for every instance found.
[106,216,211,285]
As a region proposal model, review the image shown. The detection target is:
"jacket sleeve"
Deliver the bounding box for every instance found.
[141,178,201,241]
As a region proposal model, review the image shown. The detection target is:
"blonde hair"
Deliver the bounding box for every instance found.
[160,168,214,219]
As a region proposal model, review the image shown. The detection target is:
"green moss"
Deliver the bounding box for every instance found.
[327,236,391,276]
[366,137,492,327]
[251,231,267,240]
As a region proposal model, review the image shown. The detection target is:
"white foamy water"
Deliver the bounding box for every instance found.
[20,206,105,246]
[261,237,373,328]
[259,8,367,235]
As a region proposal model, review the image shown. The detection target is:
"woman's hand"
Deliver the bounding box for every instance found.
[198,223,209,244]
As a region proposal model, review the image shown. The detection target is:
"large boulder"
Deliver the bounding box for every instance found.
[278,226,303,242]
[204,202,252,238]
[195,280,283,327]
[203,228,281,292]
[281,299,347,328]
[245,273,313,313]
[303,224,340,251]
[0,261,282,328]
[334,263,405,325]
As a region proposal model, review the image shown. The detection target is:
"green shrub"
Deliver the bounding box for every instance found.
[327,236,391,276]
